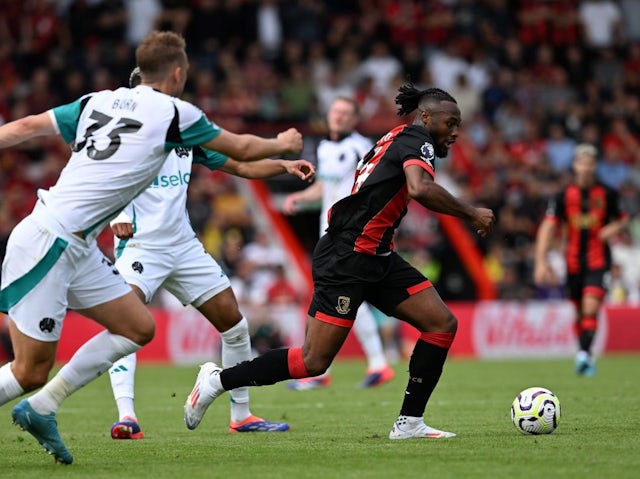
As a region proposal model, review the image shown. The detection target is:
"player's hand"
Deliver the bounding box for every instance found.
[470,207,495,237]
[534,262,558,287]
[111,222,134,240]
[284,159,315,182]
[277,128,303,154]
[282,193,300,215]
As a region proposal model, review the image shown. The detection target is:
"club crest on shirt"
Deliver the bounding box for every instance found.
[174,146,191,158]
[335,295,351,314]
[132,261,144,274]
[39,317,56,333]
[420,142,435,169]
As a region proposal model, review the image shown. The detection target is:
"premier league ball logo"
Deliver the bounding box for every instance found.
[420,142,435,168]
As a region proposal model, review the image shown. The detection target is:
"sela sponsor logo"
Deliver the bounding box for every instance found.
[472,301,607,359]
[39,317,56,333]
[149,170,191,188]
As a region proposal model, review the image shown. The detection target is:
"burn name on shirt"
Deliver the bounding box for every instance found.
[112,98,138,111]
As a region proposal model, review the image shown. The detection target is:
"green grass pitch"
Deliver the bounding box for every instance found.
[1,355,638,479]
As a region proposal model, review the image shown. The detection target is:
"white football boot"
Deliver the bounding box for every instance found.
[184,362,225,430]
[389,415,456,439]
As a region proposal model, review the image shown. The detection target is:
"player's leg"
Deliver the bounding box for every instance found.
[371,254,456,439]
[167,240,288,432]
[184,315,351,430]
[387,286,457,439]
[109,352,144,439]
[194,286,289,432]
[15,289,152,461]
[26,290,153,415]
[6,324,76,463]
[373,306,401,363]
[183,233,358,430]
[21,248,153,450]
[574,270,606,376]
[109,245,165,439]
[286,308,332,390]
[353,302,394,388]
[0,214,67,404]
[0,214,79,463]
[0,321,55,403]
[2,215,151,462]
[291,303,388,391]
[567,272,594,375]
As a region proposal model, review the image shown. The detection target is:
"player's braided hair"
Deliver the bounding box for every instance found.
[395,83,456,116]
[129,66,141,88]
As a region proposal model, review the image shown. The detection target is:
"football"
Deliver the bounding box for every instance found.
[511,387,561,435]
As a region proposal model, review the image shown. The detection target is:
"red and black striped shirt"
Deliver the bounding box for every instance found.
[545,182,626,274]
[326,124,436,255]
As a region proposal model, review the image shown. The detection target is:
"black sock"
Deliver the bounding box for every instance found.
[220,348,291,390]
[399,339,449,417]
[579,330,596,353]
[578,316,597,354]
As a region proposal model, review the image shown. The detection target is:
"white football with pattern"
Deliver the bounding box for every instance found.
[511,387,561,435]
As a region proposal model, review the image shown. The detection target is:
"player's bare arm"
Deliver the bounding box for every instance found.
[404,164,495,236]
[202,128,303,162]
[533,217,558,286]
[109,211,134,240]
[220,158,315,181]
[598,217,628,242]
[282,179,324,214]
[0,112,57,147]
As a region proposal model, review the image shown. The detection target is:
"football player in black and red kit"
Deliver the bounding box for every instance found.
[184,85,496,439]
[534,143,628,376]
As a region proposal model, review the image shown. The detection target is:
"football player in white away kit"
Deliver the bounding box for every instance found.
[283,97,395,389]
[108,68,314,439]
[0,31,302,464]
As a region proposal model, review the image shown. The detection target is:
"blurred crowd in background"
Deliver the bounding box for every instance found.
[2,0,640,357]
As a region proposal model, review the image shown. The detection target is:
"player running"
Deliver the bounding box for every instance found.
[108,69,314,439]
[0,31,302,464]
[534,143,627,376]
[183,84,495,439]
[283,96,394,390]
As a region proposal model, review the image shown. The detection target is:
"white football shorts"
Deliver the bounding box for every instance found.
[0,202,131,341]
[114,236,231,307]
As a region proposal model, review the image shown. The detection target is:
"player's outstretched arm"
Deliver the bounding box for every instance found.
[109,211,134,240]
[599,217,628,242]
[533,217,559,286]
[220,158,315,181]
[0,113,57,148]
[282,180,323,215]
[202,128,303,162]
[405,164,495,237]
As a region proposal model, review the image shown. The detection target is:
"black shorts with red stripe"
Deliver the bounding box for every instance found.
[308,233,432,327]
[566,269,607,302]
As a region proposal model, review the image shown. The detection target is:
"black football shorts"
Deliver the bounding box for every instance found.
[308,234,432,327]
[566,269,607,301]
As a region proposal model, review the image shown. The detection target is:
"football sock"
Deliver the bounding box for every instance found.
[220,318,252,422]
[221,347,307,390]
[399,333,454,418]
[354,303,388,371]
[0,362,24,406]
[29,331,140,414]
[109,353,138,419]
[578,316,597,353]
[115,398,137,421]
